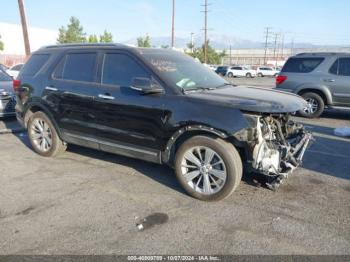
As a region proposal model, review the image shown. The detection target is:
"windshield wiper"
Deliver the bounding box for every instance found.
[215,83,235,88]
[183,87,215,93]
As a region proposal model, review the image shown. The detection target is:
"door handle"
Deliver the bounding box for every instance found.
[98,94,115,100]
[45,86,58,91]
[323,79,335,82]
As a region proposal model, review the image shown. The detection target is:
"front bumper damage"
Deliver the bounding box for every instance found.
[237,114,313,190]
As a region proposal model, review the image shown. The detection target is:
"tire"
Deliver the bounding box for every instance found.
[298,92,325,118]
[227,72,234,78]
[246,73,252,78]
[258,73,263,77]
[175,135,243,201]
[27,111,67,157]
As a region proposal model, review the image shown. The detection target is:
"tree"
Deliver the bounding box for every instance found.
[57,16,86,44]
[137,35,151,48]
[0,34,4,51]
[187,40,226,64]
[88,34,98,43]
[99,30,113,43]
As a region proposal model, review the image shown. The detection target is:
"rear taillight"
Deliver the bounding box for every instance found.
[13,79,21,91]
[276,75,287,85]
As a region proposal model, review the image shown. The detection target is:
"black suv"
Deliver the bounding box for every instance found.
[15,44,312,201]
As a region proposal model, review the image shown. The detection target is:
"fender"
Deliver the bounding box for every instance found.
[295,83,333,105]
[161,124,229,163]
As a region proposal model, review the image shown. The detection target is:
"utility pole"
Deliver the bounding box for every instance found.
[229,45,232,65]
[171,0,175,48]
[280,33,285,61]
[290,38,295,56]
[202,0,209,64]
[18,0,31,56]
[273,33,279,67]
[190,32,194,53]
[263,27,271,65]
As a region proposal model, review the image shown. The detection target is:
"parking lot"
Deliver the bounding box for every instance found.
[0,78,349,255]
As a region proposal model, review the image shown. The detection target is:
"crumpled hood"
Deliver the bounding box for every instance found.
[187,85,307,113]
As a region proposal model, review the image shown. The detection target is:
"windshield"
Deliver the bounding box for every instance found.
[141,50,228,91]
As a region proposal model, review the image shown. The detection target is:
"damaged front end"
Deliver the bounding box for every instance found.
[235,113,313,190]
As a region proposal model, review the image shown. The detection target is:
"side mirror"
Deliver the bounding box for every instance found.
[130,77,164,95]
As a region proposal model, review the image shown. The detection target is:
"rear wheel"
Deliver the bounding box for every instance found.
[27,111,67,157]
[175,136,242,201]
[246,73,252,78]
[298,92,325,118]
[258,73,263,77]
[227,72,234,78]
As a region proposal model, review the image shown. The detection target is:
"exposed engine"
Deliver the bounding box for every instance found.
[239,114,313,190]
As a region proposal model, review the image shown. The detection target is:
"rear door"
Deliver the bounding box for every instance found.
[328,57,350,105]
[45,51,101,147]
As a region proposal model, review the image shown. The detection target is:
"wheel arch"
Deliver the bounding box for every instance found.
[162,125,243,166]
[24,102,63,139]
[296,87,332,105]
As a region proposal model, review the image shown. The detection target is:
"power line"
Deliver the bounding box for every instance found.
[18,0,30,56]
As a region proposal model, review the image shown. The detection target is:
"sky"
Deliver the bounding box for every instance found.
[1,0,350,54]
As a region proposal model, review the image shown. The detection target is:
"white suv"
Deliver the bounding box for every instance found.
[256,66,280,77]
[226,66,256,78]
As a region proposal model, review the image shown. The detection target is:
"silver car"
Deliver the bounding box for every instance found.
[276,52,350,118]
[0,70,16,117]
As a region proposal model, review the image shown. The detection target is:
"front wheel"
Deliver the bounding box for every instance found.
[246,73,252,78]
[298,92,325,118]
[175,136,243,201]
[27,111,67,157]
[227,72,234,78]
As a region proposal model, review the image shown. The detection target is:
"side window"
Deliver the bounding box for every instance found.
[54,53,97,82]
[338,58,350,76]
[329,59,338,75]
[282,57,324,73]
[21,54,50,76]
[102,53,149,86]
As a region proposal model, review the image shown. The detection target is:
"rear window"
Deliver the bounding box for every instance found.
[282,57,324,73]
[0,71,12,81]
[53,53,97,82]
[20,55,49,76]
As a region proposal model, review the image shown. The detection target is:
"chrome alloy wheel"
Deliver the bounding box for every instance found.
[180,146,227,195]
[29,118,53,152]
[303,98,318,114]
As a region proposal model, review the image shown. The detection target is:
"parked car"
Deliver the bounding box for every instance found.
[256,66,280,77]
[0,70,16,117]
[6,63,24,79]
[226,66,257,78]
[215,66,229,76]
[276,52,350,118]
[15,43,312,201]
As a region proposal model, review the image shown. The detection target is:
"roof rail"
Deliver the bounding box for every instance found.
[40,43,127,49]
[296,52,350,56]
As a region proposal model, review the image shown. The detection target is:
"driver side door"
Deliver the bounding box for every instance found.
[92,51,166,162]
